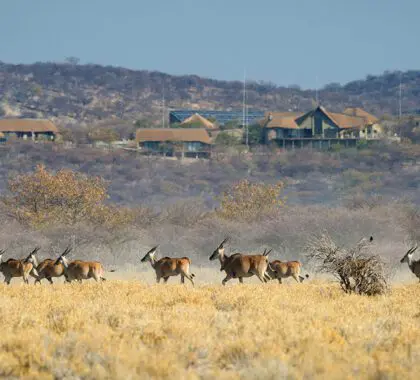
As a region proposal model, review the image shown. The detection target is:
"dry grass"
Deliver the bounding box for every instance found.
[0,279,419,379]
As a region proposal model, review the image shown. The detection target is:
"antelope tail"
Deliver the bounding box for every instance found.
[190,273,196,278]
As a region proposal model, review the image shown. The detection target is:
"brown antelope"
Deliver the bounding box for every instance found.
[33,247,71,284]
[400,246,420,282]
[209,238,271,285]
[140,246,195,285]
[55,249,113,282]
[0,248,40,284]
[266,260,309,284]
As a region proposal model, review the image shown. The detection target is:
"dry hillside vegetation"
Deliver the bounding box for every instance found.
[1,61,420,123]
[0,281,419,379]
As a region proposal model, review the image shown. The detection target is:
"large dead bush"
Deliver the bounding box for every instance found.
[305,233,389,296]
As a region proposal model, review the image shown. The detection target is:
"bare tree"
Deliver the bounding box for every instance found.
[304,233,389,296]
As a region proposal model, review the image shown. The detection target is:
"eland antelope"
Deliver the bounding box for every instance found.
[33,247,71,284]
[400,246,420,282]
[140,246,195,285]
[54,249,113,282]
[266,260,309,284]
[0,248,40,284]
[209,238,271,285]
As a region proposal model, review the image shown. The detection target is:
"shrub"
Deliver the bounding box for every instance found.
[215,131,242,146]
[158,199,209,227]
[216,180,285,221]
[2,164,133,229]
[88,127,119,144]
[304,233,389,296]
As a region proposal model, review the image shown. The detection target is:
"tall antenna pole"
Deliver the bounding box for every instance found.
[315,75,319,105]
[243,68,248,148]
[162,82,165,128]
[399,73,402,120]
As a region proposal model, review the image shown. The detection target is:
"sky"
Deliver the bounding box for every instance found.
[0,0,418,89]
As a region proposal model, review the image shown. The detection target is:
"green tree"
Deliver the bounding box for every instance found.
[215,131,241,146]
[246,124,263,145]
[221,119,241,130]
[135,119,154,128]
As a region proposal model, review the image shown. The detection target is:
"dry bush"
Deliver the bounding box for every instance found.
[2,164,133,229]
[305,233,389,296]
[88,126,119,144]
[158,199,210,227]
[216,179,285,221]
[342,192,384,210]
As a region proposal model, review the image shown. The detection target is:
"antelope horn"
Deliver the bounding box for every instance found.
[220,237,229,247]
[62,246,72,257]
[264,249,272,257]
[31,247,41,255]
[147,245,159,254]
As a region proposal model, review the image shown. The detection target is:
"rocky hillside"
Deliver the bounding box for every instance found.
[1,61,419,125]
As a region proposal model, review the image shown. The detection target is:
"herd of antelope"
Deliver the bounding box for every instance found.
[1,238,420,285]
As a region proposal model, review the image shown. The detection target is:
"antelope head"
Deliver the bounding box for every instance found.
[210,238,228,261]
[55,246,72,268]
[24,247,40,267]
[400,246,418,264]
[141,246,158,263]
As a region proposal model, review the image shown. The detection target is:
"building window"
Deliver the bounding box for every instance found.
[314,115,323,135]
[186,142,202,152]
[143,142,160,151]
[276,129,284,139]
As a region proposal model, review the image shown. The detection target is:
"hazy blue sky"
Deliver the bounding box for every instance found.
[0,0,418,88]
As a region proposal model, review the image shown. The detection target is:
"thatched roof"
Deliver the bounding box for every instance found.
[343,107,379,124]
[262,112,303,129]
[180,113,216,129]
[319,107,366,129]
[261,106,376,131]
[136,128,212,144]
[0,119,59,133]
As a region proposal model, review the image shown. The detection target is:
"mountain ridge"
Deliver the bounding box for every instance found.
[1,61,419,125]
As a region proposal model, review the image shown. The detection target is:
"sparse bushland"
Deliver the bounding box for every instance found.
[0,142,418,269]
[0,282,420,379]
[2,61,420,124]
[0,142,419,378]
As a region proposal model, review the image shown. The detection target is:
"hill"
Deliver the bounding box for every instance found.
[1,61,420,125]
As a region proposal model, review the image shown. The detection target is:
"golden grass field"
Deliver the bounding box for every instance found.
[0,273,419,379]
